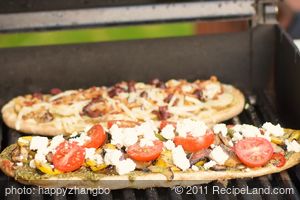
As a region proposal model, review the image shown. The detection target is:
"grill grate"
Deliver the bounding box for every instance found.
[0,91,300,200]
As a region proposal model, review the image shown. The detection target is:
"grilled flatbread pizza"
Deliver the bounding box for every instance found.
[0,120,299,189]
[1,76,244,136]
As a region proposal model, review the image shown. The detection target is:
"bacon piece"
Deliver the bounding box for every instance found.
[127,80,136,93]
[152,106,172,120]
[50,88,62,95]
[82,98,109,118]
[150,78,166,89]
[32,92,43,100]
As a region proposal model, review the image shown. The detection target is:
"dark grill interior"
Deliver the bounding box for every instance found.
[1,91,299,199]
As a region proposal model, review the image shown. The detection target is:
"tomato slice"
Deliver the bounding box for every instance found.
[82,124,106,149]
[127,140,163,162]
[271,153,286,168]
[159,120,176,130]
[234,137,274,168]
[53,141,85,172]
[107,120,140,129]
[173,131,214,152]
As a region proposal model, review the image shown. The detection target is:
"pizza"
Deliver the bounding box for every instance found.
[0,120,299,189]
[1,76,245,136]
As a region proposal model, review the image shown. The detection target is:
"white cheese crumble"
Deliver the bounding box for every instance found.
[48,135,65,153]
[30,136,49,152]
[285,140,300,152]
[191,165,199,171]
[85,148,103,165]
[161,124,175,140]
[104,149,123,166]
[29,160,36,168]
[213,123,227,137]
[232,124,271,141]
[104,149,136,175]
[172,145,190,171]
[136,121,158,140]
[140,138,154,147]
[115,159,136,175]
[203,160,217,170]
[176,119,207,138]
[262,122,284,137]
[163,140,176,150]
[69,131,91,146]
[209,146,229,165]
[109,125,138,148]
[34,151,48,164]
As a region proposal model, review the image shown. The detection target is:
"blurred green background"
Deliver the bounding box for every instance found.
[0,22,196,48]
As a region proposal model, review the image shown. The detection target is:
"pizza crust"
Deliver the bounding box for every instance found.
[1,84,245,136]
[1,147,299,189]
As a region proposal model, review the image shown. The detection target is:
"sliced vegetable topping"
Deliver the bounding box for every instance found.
[127,140,163,162]
[53,141,85,172]
[82,124,106,149]
[173,131,214,152]
[234,137,274,168]
[270,153,286,168]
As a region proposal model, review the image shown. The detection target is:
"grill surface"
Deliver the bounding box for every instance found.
[0,91,300,199]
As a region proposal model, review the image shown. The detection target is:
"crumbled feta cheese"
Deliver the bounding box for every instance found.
[34,152,48,163]
[232,131,243,141]
[191,165,199,171]
[202,83,221,99]
[262,122,284,137]
[209,146,229,165]
[161,124,175,140]
[203,160,217,170]
[164,140,175,150]
[115,159,136,175]
[69,131,91,146]
[29,160,36,168]
[48,135,65,153]
[285,140,300,152]
[210,144,215,148]
[16,162,23,167]
[213,124,227,137]
[176,119,207,138]
[228,140,234,147]
[136,121,158,140]
[104,149,122,166]
[232,124,271,141]
[85,148,96,159]
[85,148,103,165]
[240,124,261,138]
[122,128,139,147]
[140,138,154,147]
[30,136,49,152]
[109,125,138,147]
[172,145,190,171]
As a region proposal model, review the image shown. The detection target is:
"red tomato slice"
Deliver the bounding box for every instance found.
[234,137,274,168]
[53,141,85,172]
[271,153,286,168]
[173,131,214,152]
[107,120,140,129]
[82,124,106,149]
[127,140,163,162]
[159,120,176,130]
